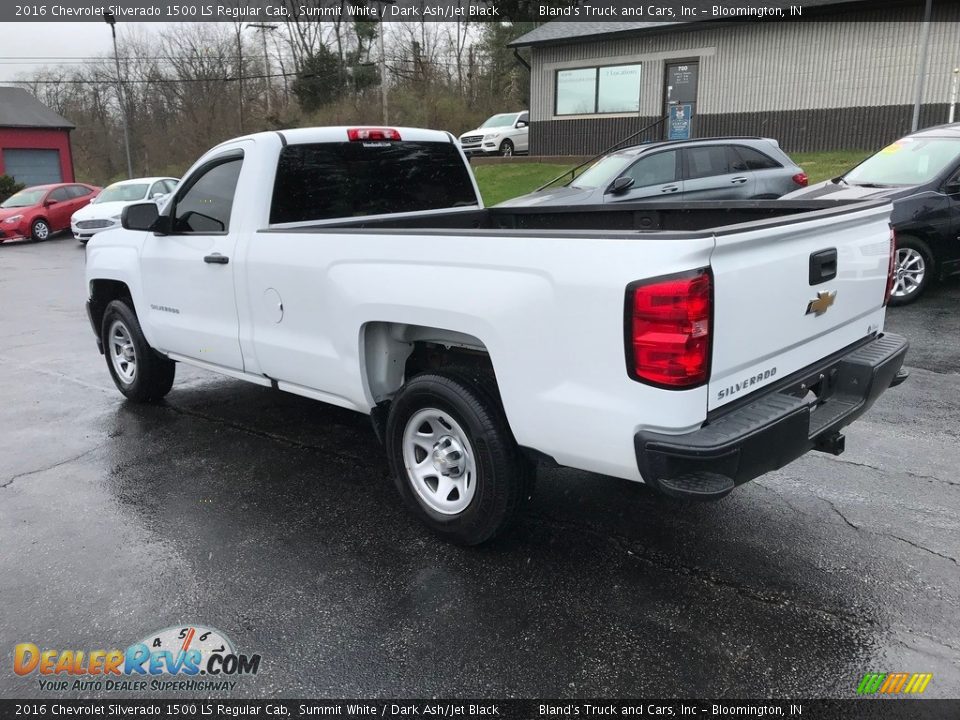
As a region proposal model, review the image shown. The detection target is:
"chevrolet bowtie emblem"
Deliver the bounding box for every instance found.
[806,290,837,316]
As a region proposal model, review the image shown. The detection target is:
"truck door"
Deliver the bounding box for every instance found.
[139,149,245,370]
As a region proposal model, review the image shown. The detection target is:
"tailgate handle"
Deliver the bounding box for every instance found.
[809,248,837,285]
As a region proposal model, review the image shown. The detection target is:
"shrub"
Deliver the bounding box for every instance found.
[0,175,25,204]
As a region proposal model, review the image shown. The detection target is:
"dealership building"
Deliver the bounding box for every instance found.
[510,2,960,154]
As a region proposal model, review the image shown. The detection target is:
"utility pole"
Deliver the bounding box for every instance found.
[378,11,389,124]
[247,23,276,116]
[910,0,933,132]
[104,10,133,179]
[950,67,959,124]
[235,24,245,134]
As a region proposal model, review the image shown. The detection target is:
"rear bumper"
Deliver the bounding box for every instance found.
[635,333,909,500]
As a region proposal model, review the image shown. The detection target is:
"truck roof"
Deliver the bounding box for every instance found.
[215,126,457,150]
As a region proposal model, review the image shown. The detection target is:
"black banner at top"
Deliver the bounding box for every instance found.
[0,0,948,23]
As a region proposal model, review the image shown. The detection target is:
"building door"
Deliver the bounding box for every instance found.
[3,149,62,185]
[664,62,699,140]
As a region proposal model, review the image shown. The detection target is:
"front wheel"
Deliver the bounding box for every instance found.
[101,300,176,402]
[385,373,533,545]
[498,139,514,157]
[31,219,50,242]
[889,236,935,306]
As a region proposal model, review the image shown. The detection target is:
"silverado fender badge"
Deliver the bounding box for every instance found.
[806,290,837,316]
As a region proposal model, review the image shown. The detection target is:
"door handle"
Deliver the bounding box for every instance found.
[731,176,748,184]
[809,248,837,285]
[204,253,229,264]
[661,185,680,193]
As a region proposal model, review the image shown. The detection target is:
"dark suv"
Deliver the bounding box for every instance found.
[497,137,807,207]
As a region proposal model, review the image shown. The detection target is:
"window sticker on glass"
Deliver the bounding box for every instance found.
[880,140,909,154]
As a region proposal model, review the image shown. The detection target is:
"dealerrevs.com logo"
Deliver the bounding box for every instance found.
[14,625,261,692]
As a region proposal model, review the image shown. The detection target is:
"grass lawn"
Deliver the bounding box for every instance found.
[793,150,871,184]
[471,163,576,206]
[473,150,873,206]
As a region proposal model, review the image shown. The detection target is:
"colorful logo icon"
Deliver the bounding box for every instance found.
[857,672,932,695]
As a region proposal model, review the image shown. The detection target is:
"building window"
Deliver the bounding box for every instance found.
[556,64,641,116]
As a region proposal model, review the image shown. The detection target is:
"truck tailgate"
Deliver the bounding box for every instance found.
[708,202,893,412]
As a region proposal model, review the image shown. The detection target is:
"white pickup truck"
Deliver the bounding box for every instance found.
[85,126,908,544]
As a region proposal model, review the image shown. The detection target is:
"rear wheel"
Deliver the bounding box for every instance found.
[101,300,175,402]
[889,236,934,306]
[31,219,50,242]
[385,372,533,545]
[498,139,514,157]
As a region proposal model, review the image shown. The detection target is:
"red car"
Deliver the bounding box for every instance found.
[0,182,100,243]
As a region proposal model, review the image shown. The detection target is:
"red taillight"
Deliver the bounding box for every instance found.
[792,172,808,187]
[626,269,712,388]
[884,227,896,306]
[347,127,401,142]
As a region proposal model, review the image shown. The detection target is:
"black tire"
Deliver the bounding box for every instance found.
[100,299,176,402]
[31,218,50,242]
[889,235,935,306]
[498,139,514,157]
[385,372,534,545]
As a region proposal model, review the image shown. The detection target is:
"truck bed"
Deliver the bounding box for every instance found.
[264,199,885,236]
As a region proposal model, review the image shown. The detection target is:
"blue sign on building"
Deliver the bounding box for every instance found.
[668,104,692,140]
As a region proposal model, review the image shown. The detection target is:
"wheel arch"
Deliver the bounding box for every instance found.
[360,321,496,407]
[894,232,937,271]
[88,279,135,336]
[890,213,945,271]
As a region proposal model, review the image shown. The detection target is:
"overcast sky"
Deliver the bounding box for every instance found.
[0,22,178,83]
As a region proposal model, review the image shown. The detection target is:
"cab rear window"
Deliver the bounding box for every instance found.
[269,141,478,224]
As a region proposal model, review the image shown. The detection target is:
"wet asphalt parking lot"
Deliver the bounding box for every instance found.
[1,233,958,700]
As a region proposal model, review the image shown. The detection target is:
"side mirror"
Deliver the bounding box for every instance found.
[944,180,960,195]
[609,176,635,194]
[44,199,57,207]
[516,121,527,129]
[122,202,162,232]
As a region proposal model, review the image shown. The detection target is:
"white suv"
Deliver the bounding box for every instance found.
[459,112,529,157]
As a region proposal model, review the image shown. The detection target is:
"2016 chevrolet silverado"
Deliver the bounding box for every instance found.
[85,126,908,545]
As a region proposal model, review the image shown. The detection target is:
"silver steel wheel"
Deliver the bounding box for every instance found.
[108,319,137,385]
[892,247,925,298]
[33,221,49,240]
[500,141,513,157]
[401,408,477,515]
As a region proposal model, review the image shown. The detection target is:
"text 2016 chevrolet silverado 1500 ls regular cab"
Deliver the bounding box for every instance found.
[85,126,908,545]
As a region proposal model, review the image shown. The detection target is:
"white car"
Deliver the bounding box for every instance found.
[459,111,529,156]
[85,126,907,545]
[72,177,178,243]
